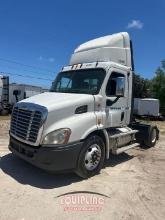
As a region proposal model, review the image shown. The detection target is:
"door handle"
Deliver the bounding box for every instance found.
[121,112,125,121]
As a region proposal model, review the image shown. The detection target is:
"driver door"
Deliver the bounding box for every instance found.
[105,69,128,127]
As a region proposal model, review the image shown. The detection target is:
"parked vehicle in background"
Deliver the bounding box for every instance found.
[9,83,48,106]
[0,75,48,115]
[0,75,10,115]
[134,98,160,116]
[9,32,159,178]
[134,98,164,120]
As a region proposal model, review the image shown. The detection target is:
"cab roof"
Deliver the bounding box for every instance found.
[70,32,132,69]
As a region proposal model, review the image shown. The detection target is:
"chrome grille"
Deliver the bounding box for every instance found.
[11,106,43,143]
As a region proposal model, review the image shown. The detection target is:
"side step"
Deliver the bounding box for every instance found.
[109,130,138,139]
[113,143,140,155]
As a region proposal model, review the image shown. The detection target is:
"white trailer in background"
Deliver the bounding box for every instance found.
[0,74,48,115]
[134,98,160,117]
[9,83,48,106]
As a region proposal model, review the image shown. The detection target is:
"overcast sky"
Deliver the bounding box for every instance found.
[0,0,164,88]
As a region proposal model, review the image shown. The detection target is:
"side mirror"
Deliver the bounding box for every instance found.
[115,77,125,97]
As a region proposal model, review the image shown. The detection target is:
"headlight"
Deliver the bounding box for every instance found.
[42,128,71,145]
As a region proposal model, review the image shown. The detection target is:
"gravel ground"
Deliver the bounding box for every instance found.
[0,119,165,220]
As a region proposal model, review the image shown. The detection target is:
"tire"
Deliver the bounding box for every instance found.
[144,126,158,147]
[75,135,105,179]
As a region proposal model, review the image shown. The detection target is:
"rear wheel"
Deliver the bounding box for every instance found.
[75,135,105,178]
[144,126,158,147]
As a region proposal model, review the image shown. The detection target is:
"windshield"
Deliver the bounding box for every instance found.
[51,69,105,95]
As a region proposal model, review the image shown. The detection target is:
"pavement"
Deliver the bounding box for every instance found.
[0,120,165,220]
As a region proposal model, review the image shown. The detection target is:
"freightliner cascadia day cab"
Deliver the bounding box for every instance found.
[9,32,159,178]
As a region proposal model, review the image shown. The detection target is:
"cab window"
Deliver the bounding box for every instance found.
[106,72,125,96]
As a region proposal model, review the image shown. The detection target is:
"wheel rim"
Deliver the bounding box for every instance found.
[151,129,157,143]
[84,144,102,171]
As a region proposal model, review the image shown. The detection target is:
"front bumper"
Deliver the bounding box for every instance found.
[9,136,83,172]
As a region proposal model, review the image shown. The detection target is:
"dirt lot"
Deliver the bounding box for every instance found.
[0,119,165,220]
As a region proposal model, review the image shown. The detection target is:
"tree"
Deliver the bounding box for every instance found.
[133,73,151,98]
[151,60,165,108]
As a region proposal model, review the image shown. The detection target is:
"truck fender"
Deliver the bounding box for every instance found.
[81,126,100,140]
[103,129,110,159]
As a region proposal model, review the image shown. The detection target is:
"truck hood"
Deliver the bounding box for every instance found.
[17,92,97,144]
[20,92,94,112]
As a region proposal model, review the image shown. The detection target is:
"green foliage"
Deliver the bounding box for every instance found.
[151,60,165,108]
[133,59,165,110]
[133,73,151,98]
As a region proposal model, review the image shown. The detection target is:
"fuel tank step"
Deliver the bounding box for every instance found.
[114,142,140,155]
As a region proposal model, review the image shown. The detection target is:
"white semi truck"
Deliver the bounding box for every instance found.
[9,32,159,178]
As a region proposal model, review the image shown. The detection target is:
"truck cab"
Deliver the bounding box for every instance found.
[9,32,159,178]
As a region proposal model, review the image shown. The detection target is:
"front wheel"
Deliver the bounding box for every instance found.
[75,135,105,178]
